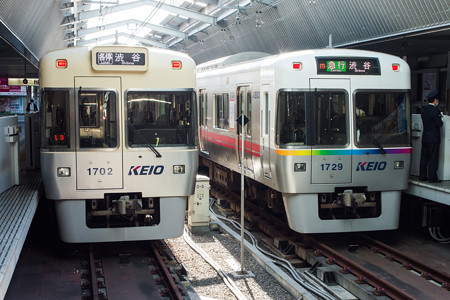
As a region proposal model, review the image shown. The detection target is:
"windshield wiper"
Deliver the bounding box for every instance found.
[370,134,386,154]
[128,123,162,158]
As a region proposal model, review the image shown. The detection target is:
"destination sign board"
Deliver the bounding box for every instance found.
[96,52,145,66]
[316,57,380,75]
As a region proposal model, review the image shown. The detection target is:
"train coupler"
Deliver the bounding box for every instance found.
[114,195,142,215]
[338,190,367,208]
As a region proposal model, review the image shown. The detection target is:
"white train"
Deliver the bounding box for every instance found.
[39,46,198,242]
[197,49,411,233]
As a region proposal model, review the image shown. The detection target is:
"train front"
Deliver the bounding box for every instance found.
[39,46,198,242]
[275,50,411,233]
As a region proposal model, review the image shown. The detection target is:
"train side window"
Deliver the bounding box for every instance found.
[214,93,229,129]
[78,91,118,148]
[41,89,71,149]
[246,91,252,136]
[199,89,207,126]
[264,92,269,135]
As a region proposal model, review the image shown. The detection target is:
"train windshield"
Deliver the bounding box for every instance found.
[127,91,196,147]
[355,91,410,147]
[41,89,71,149]
[277,91,347,147]
[277,92,306,145]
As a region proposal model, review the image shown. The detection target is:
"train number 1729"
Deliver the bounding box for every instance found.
[320,163,343,171]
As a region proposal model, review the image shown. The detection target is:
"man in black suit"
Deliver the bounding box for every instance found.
[419,90,443,182]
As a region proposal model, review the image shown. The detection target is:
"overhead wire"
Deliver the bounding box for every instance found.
[127,0,166,43]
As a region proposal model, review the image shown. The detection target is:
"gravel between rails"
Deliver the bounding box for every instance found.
[165,225,297,300]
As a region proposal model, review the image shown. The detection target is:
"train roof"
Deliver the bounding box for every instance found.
[197,48,407,73]
[41,45,194,61]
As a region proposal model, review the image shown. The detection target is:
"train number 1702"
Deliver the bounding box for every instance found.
[87,167,113,175]
[320,163,343,171]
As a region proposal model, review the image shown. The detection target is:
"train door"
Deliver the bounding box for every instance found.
[236,85,253,172]
[75,77,123,190]
[199,89,209,154]
[261,85,272,178]
[309,79,351,184]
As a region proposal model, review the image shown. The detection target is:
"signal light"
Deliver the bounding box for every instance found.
[392,63,400,72]
[292,62,302,70]
[56,59,68,68]
[172,60,182,70]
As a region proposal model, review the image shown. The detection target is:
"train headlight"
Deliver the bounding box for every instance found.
[294,163,306,172]
[173,165,185,174]
[57,167,71,177]
[394,161,404,169]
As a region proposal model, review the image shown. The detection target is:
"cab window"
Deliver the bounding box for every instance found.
[355,91,410,147]
[78,91,118,148]
[41,89,70,149]
[127,91,196,147]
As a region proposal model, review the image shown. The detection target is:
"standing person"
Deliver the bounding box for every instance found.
[26,99,38,113]
[419,90,443,183]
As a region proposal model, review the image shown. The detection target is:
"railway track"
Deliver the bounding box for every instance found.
[80,240,190,300]
[210,183,450,300]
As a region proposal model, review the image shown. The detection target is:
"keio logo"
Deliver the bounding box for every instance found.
[128,165,164,175]
[356,161,387,171]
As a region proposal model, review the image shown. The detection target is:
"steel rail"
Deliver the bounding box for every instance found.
[361,234,450,290]
[151,241,185,300]
[302,235,415,300]
[89,245,101,300]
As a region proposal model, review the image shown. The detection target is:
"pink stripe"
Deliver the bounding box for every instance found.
[200,129,261,158]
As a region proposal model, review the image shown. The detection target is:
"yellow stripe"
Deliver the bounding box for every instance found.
[275,149,311,156]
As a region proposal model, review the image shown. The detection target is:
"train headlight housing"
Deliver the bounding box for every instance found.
[57,167,71,177]
[294,163,306,172]
[173,165,185,174]
[394,161,404,169]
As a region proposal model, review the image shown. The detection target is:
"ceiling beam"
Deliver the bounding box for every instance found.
[78,0,217,25]
[76,31,168,48]
[77,19,187,39]
[255,0,277,7]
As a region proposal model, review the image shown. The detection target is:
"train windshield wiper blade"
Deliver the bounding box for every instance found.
[128,124,162,158]
[370,134,386,154]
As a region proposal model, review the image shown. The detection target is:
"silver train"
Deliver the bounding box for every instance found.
[197,49,412,233]
[39,46,198,242]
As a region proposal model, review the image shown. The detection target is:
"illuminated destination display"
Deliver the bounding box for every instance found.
[96,52,146,66]
[316,57,380,75]
[52,133,67,145]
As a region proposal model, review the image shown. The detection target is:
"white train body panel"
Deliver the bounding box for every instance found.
[40,46,198,242]
[198,49,411,233]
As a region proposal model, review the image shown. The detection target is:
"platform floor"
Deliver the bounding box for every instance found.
[406,176,450,206]
[0,169,41,300]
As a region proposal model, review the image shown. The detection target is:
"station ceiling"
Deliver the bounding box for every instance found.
[0,0,449,80]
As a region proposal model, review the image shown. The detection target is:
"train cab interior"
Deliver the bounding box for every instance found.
[126,91,196,148]
[355,91,410,147]
[276,91,347,147]
[79,91,118,148]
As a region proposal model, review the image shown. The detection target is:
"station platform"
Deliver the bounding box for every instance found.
[406,176,450,206]
[0,169,42,300]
